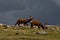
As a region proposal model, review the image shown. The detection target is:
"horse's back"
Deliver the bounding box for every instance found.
[31,19,41,25]
[17,18,28,23]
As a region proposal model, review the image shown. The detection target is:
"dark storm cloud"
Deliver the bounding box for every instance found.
[0,0,26,11]
[0,0,60,25]
[52,0,60,6]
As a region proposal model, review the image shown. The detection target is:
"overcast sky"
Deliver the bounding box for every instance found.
[0,0,60,25]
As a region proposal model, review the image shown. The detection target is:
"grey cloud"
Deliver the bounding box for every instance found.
[52,0,60,6]
[0,0,26,11]
[0,0,60,25]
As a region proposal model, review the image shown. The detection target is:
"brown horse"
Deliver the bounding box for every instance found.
[15,16,33,26]
[30,19,45,29]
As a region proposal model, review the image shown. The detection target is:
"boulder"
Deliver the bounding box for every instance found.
[36,31,48,35]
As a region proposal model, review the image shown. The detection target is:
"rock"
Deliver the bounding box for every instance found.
[15,33,19,35]
[36,31,48,35]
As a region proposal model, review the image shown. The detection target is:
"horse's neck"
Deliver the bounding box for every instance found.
[27,19,33,22]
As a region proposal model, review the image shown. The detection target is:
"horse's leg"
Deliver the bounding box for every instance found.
[38,25,40,29]
[25,23,28,26]
[18,23,20,27]
[24,23,28,26]
[15,23,17,26]
[24,23,26,26]
[31,23,33,28]
[40,25,44,29]
[15,22,18,26]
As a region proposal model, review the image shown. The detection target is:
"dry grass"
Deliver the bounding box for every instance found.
[0,26,60,40]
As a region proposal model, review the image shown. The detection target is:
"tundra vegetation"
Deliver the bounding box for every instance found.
[0,24,60,40]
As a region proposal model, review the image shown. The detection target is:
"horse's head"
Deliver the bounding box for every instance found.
[26,16,33,22]
[29,16,33,20]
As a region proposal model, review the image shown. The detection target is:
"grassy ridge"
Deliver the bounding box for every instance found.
[0,26,60,40]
